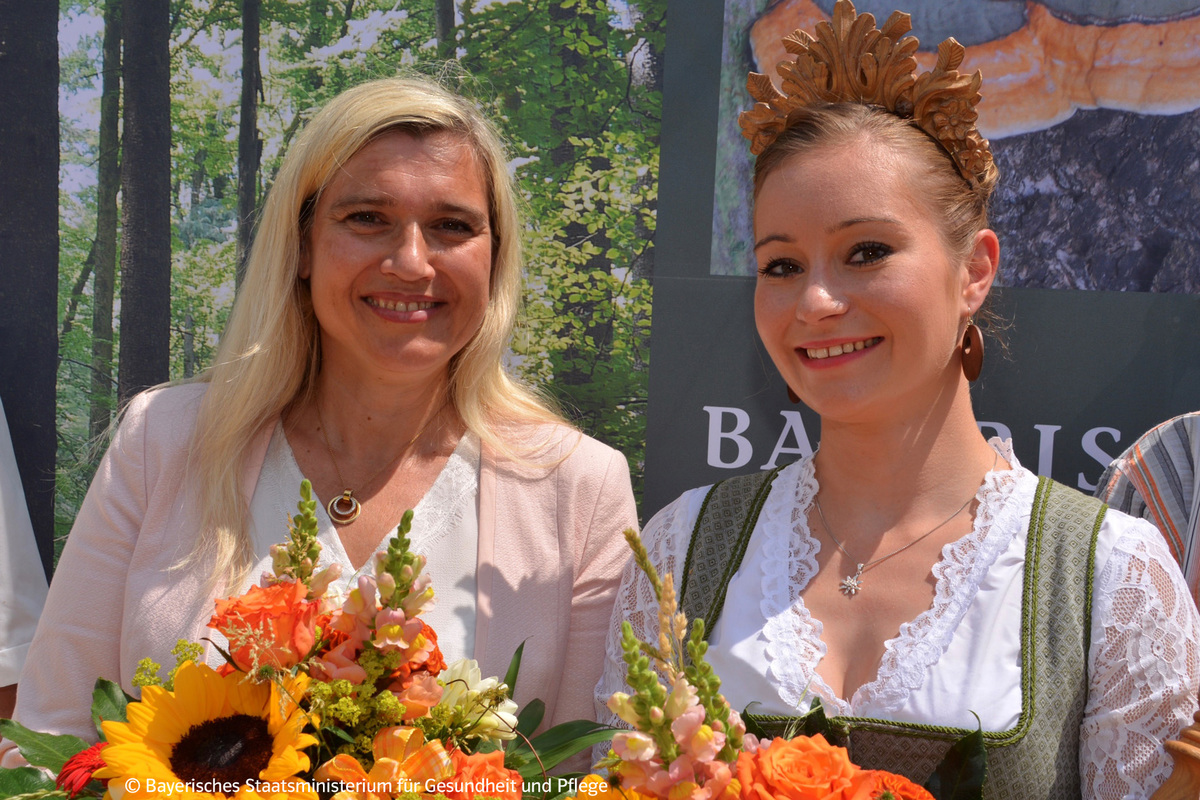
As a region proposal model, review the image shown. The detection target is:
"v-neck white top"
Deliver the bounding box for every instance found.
[244,423,480,663]
[597,441,1200,799]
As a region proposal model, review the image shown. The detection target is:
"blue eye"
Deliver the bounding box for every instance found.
[848,242,891,264]
[759,258,802,277]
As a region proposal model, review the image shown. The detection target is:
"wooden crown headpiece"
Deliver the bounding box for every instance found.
[739,0,994,190]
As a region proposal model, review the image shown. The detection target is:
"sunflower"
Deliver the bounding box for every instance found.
[94,661,318,800]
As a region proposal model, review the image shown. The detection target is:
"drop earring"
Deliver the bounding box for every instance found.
[962,318,984,382]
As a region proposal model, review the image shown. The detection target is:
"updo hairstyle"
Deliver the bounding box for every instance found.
[751,103,1000,265]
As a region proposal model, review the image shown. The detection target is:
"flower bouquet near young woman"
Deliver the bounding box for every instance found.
[0,482,611,800]
[570,530,985,800]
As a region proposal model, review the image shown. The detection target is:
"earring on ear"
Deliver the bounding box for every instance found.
[787,386,800,403]
[962,316,984,382]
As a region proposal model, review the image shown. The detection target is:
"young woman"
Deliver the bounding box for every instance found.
[599,3,1200,796]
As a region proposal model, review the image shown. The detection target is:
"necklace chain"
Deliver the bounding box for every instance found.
[814,450,998,597]
[314,397,449,525]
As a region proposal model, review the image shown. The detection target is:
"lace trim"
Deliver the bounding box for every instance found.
[855,439,1023,710]
[1081,524,1200,799]
[756,439,1026,715]
[407,433,480,549]
[759,458,847,714]
[596,487,698,731]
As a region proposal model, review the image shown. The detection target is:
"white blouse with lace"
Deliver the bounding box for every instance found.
[596,441,1200,800]
[243,424,480,663]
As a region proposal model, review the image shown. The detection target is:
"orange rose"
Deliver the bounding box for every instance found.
[737,735,875,800]
[865,772,934,800]
[209,580,319,672]
[444,749,523,800]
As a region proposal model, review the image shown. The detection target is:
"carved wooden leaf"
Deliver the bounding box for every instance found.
[831,0,857,42]
[747,71,785,105]
[782,29,814,56]
[880,10,912,41]
[936,38,966,73]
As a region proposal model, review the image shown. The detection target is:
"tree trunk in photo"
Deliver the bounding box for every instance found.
[236,0,261,289]
[0,0,59,576]
[118,0,172,405]
[91,0,123,441]
[549,0,615,397]
[436,0,456,60]
[183,311,195,379]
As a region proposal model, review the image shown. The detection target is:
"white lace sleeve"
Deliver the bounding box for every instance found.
[594,487,708,740]
[1082,515,1200,799]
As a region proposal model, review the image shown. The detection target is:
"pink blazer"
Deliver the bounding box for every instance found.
[5,384,636,759]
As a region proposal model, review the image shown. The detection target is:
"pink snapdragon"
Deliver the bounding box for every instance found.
[671,705,724,762]
[607,692,642,727]
[374,607,424,652]
[343,575,379,625]
[393,671,443,720]
[613,731,659,763]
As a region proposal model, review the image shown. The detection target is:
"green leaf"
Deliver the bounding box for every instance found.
[0,765,62,796]
[0,719,89,773]
[504,642,526,697]
[801,697,832,738]
[924,719,988,800]
[513,721,615,777]
[91,678,130,737]
[322,725,358,746]
[515,698,545,738]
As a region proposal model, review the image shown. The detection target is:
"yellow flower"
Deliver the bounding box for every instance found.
[94,661,318,800]
[567,774,653,800]
[313,726,453,800]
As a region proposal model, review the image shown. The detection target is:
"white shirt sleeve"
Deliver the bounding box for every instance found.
[0,398,49,686]
[1082,512,1200,799]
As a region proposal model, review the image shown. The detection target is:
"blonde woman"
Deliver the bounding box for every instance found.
[6,76,636,755]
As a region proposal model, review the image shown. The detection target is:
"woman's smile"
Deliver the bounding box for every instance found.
[799,336,884,363]
[363,295,440,321]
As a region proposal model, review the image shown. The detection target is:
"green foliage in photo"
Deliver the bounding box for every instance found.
[54,0,662,552]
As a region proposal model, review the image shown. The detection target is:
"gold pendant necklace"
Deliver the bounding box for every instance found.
[815,451,997,597]
[314,398,447,526]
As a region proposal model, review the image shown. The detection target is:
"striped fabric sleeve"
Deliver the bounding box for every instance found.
[1096,412,1200,606]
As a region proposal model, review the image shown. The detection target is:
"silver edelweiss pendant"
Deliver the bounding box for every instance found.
[839,563,866,596]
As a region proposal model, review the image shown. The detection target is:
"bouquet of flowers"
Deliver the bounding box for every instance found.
[0,481,609,800]
[567,530,986,800]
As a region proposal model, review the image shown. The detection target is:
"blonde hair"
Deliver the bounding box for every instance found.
[189,75,563,587]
